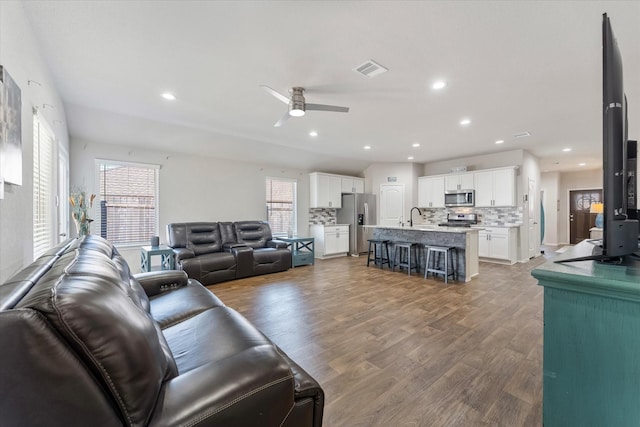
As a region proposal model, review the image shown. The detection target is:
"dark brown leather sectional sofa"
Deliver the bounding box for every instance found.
[167,221,291,285]
[0,235,323,426]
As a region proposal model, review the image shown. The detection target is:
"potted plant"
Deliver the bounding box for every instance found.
[69,188,95,236]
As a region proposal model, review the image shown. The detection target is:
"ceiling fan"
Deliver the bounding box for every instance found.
[260,85,349,127]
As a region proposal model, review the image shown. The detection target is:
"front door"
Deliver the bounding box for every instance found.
[569,189,602,244]
[380,184,404,226]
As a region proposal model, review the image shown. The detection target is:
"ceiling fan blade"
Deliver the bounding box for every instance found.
[274,111,291,127]
[261,85,290,104]
[306,103,349,113]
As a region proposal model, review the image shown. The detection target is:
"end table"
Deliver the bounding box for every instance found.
[140,245,175,272]
[279,237,315,267]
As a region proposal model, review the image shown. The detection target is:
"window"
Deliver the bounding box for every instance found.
[266,177,297,235]
[33,111,55,259]
[97,160,159,245]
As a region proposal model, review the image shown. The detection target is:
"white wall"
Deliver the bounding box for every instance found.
[0,2,70,283]
[70,139,310,269]
[422,149,524,176]
[363,162,423,225]
[541,172,560,245]
[558,169,602,244]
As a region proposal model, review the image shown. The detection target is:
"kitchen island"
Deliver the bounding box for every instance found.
[365,225,479,282]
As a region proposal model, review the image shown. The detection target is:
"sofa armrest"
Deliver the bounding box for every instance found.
[222,242,248,252]
[134,270,189,297]
[172,248,195,263]
[268,239,289,249]
[148,346,295,427]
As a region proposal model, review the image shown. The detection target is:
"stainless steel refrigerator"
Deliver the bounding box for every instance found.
[336,193,377,256]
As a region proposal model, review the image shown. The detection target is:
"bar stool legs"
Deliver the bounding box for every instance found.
[391,242,420,276]
[424,245,457,283]
[367,239,391,269]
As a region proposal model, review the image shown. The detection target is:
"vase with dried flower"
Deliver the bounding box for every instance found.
[69,189,95,236]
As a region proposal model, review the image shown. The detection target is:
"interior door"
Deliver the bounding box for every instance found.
[528,178,537,258]
[569,189,602,244]
[380,184,405,226]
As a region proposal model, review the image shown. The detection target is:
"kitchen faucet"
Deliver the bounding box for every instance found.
[409,207,422,227]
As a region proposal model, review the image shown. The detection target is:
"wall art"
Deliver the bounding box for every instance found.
[0,65,22,186]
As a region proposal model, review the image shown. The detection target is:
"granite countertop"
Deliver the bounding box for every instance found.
[363,224,479,233]
[470,224,521,229]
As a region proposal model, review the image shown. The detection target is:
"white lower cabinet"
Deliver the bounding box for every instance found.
[311,225,349,259]
[477,227,518,264]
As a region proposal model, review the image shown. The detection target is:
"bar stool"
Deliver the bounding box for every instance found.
[391,242,420,276]
[423,245,457,283]
[367,239,391,269]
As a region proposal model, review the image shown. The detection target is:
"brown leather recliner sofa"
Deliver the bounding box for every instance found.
[0,235,323,427]
[167,221,292,285]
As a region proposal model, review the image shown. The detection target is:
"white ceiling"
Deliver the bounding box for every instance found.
[22,1,640,175]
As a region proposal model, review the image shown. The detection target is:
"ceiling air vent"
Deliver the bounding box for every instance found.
[353,59,388,78]
[513,131,531,138]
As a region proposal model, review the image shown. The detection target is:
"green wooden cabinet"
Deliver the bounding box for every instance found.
[532,242,640,427]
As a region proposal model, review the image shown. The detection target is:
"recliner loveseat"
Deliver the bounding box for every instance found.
[167,221,292,285]
[0,235,324,426]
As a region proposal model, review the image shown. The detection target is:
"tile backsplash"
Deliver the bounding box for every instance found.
[309,208,337,224]
[422,207,523,226]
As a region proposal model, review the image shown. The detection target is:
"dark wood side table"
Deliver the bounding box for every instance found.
[279,237,315,267]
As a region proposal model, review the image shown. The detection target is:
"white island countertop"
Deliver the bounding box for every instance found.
[363,224,480,233]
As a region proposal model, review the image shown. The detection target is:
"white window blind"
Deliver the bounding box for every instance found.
[266,177,297,235]
[33,112,55,259]
[97,160,159,245]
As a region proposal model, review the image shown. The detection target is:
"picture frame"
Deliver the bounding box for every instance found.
[0,65,23,186]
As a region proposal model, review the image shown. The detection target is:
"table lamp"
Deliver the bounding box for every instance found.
[590,202,604,228]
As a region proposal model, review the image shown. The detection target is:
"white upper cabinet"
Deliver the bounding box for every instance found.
[418,175,445,208]
[474,167,516,207]
[341,177,365,193]
[444,172,475,191]
[310,173,342,208]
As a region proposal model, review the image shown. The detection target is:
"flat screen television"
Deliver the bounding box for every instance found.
[558,13,639,263]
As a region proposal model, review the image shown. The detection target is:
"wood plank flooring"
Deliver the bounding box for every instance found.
[208,253,549,427]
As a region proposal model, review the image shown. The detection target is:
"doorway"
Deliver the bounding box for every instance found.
[380,184,404,226]
[569,189,602,244]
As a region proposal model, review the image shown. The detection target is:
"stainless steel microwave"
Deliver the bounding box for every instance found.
[444,190,475,207]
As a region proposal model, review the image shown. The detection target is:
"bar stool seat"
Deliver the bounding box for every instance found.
[367,239,391,269]
[423,245,457,283]
[391,241,420,276]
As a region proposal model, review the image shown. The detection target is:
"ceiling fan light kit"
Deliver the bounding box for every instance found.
[261,85,349,127]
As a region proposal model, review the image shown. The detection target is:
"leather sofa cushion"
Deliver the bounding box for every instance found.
[162,306,275,374]
[168,222,223,255]
[149,280,226,329]
[15,238,178,426]
[235,221,272,249]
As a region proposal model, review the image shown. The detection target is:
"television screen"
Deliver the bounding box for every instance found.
[601,13,638,258]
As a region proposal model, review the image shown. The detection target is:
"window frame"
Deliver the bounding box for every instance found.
[95,159,160,247]
[33,110,57,259]
[265,176,297,237]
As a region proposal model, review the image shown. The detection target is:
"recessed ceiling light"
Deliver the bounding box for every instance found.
[363,146,371,150]
[579,162,586,166]
[460,118,471,126]
[161,92,176,100]
[562,148,572,152]
[309,131,318,137]
[412,143,420,148]
[432,80,447,90]
[495,140,505,144]
[408,156,414,160]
